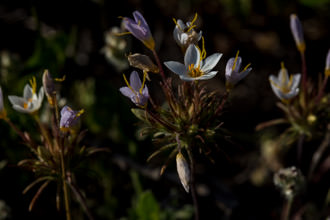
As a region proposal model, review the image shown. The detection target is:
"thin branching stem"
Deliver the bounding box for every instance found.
[187,147,199,220]
[60,152,71,220]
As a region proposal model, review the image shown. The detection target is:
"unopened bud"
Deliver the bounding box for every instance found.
[128,53,159,74]
[325,49,330,76]
[42,70,55,106]
[176,152,190,193]
[273,166,305,200]
[290,14,305,53]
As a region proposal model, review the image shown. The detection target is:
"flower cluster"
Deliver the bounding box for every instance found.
[118,11,252,198]
[0,70,101,219]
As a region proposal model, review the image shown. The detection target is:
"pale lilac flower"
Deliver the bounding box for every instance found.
[176,152,190,193]
[325,49,330,76]
[290,14,305,53]
[8,77,44,114]
[119,71,149,107]
[60,106,84,130]
[123,11,155,50]
[0,86,6,119]
[269,64,301,101]
[173,14,202,50]
[164,44,222,81]
[225,51,252,90]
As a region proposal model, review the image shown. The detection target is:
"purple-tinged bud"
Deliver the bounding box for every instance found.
[290,14,305,53]
[176,152,190,193]
[0,86,6,119]
[42,70,55,106]
[60,106,84,131]
[123,11,155,50]
[325,49,330,76]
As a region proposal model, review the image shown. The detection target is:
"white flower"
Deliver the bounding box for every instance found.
[164,44,222,81]
[173,14,202,49]
[269,64,301,101]
[8,77,44,114]
[176,152,190,193]
[225,51,252,90]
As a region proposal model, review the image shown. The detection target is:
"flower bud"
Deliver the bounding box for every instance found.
[127,53,159,74]
[176,152,190,193]
[290,14,305,53]
[273,166,305,200]
[42,70,55,106]
[325,49,330,76]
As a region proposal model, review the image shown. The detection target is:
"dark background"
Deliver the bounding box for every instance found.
[0,0,329,219]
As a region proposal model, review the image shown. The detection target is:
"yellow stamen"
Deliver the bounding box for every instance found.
[281,61,285,70]
[76,109,84,117]
[137,20,141,26]
[186,13,198,32]
[55,75,66,82]
[29,76,37,94]
[232,50,240,71]
[115,32,132,37]
[188,64,203,78]
[139,71,147,94]
[243,63,251,71]
[200,36,206,60]
[123,73,139,100]
[23,102,28,109]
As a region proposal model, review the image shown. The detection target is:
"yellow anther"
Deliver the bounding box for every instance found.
[23,102,28,109]
[76,109,84,117]
[281,62,286,70]
[232,50,240,71]
[29,76,37,94]
[55,75,66,82]
[137,20,141,26]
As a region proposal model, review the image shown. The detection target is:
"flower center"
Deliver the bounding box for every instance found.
[188,64,203,78]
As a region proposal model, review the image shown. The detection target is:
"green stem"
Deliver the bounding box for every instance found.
[60,152,71,220]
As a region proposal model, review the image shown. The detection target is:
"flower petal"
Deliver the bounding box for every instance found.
[8,95,26,107]
[225,58,235,74]
[196,71,218,80]
[164,61,186,76]
[290,74,301,90]
[23,84,33,99]
[278,68,289,85]
[133,11,150,32]
[184,44,200,67]
[120,87,135,99]
[129,71,142,91]
[12,104,31,113]
[201,53,222,73]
